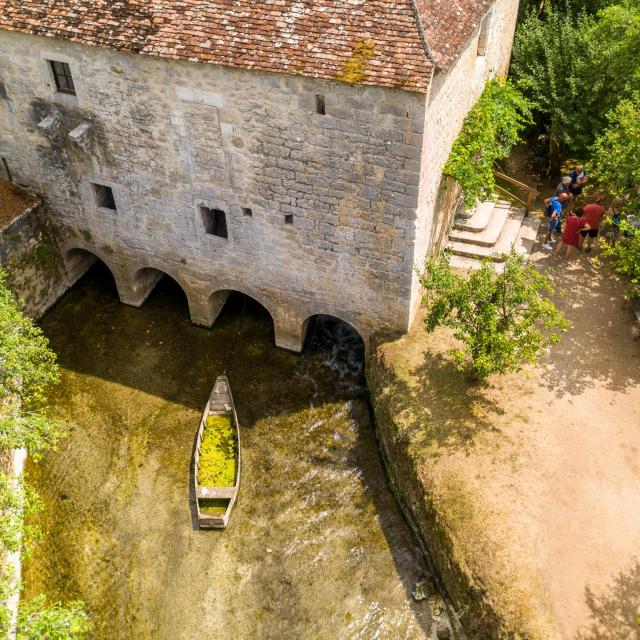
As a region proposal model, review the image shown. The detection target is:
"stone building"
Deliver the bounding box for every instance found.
[0,0,519,350]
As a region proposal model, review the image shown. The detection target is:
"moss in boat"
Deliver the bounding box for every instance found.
[199,498,230,517]
[198,413,236,487]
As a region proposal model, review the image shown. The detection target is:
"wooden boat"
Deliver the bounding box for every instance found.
[193,375,240,529]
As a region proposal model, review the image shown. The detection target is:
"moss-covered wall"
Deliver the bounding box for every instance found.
[367,342,503,640]
[0,199,68,318]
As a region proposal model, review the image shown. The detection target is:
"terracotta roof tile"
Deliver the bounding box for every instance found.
[0,1,492,92]
[415,0,492,70]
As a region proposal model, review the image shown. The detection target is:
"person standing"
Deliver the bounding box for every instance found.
[569,166,589,197]
[543,192,570,250]
[555,176,573,197]
[580,194,606,252]
[554,207,590,259]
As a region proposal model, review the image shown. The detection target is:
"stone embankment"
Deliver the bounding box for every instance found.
[367,313,559,640]
[0,179,68,318]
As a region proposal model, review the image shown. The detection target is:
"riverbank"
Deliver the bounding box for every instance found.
[369,239,640,638]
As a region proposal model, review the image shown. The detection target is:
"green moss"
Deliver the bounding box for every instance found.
[336,39,375,85]
[199,499,229,516]
[198,414,236,487]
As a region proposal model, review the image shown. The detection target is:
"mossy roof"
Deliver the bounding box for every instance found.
[0,0,493,92]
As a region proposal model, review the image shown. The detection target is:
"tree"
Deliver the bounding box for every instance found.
[510,7,604,170]
[419,252,571,379]
[511,1,640,170]
[589,95,640,207]
[0,267,60,456]
[444,79,532,208]
[0,268,91,639]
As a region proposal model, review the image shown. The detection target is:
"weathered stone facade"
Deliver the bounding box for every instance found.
[0,187,68,318]
[0,0,518,349]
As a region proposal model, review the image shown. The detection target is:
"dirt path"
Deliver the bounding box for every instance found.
[523,238,640,638]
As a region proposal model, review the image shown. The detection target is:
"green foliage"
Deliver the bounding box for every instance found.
[0,267,90,638]
[16,596,92,640]
[0,267,60,455]
[589,96,640,207]
[0,570,15,640]
[511,8,604,157]
[198,414,236,487]
[599,222,640,297]
[511,1,640,159]
[419,252,571,379]
[0,473,42,556]
[443,79,532,208]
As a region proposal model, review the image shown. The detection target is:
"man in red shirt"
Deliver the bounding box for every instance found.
[554,207,591,259]
[580,194,606,251]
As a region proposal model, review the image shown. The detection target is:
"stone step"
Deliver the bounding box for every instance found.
[454,200,495,231]
[513,216,541,258]
[449,206,509,247]
[449,207,526,262]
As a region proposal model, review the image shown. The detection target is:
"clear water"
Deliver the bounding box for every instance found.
[23,265,447,639]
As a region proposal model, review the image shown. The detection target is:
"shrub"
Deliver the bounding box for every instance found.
[419,252,571,379]
[443,79,532,208]
[599,222,640,298]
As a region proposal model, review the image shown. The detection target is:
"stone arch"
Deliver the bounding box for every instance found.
[126,265,192,312]
[204,285,278,334]
[300,312,368,354]
[62,246,125,296]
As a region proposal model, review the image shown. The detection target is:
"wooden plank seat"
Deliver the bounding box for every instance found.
[197,486,236,500]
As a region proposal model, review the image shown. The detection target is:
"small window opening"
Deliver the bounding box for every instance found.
[242,207,253,217]
[477,8,493,57]
[49,60,76,95]
[92,183,116,211]
[315,94,326,115]
[1,157,11,183]
[284,214,294,225]
[201,206,228,238]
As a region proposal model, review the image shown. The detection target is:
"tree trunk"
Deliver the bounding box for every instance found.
[549,122,561,179]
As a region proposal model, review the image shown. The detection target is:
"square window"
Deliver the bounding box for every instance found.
[284,214,294,225]
[92,183,116,211]
[315,94,326,115]
[242,207,253,217]
[49,60,76,95]
[201,206,228,238]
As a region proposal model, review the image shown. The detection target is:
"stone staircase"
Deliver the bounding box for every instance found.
[448,199,541,271]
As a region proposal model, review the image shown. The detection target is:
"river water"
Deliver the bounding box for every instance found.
[23,266,449,639]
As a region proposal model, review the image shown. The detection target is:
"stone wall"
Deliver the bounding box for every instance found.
[0,197,68,319]
[410,0,520,323]
[0,29,427,349]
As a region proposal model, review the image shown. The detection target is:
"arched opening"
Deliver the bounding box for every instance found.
[210,290,275,342]
[134,267,190,320]
[63,248,119,298]
[302,314,366,389]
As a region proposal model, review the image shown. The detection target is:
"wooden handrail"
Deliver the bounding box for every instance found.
[493,170,539,211]
[494,184,528,208]
[493,171,539,196]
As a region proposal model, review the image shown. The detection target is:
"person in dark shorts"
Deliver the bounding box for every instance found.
[580,194,606,251]
[554,207,591,259]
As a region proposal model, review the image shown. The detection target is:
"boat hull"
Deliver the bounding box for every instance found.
[193,375,240,529]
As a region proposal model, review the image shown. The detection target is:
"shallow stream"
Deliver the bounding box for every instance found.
[23,266,447,639]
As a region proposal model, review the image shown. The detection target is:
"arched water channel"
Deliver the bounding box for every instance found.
[23,263,450,639]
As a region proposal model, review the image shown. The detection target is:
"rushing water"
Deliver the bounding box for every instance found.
[23,265,450,639]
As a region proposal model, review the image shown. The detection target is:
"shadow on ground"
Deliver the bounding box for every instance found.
[576,558,640,640]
